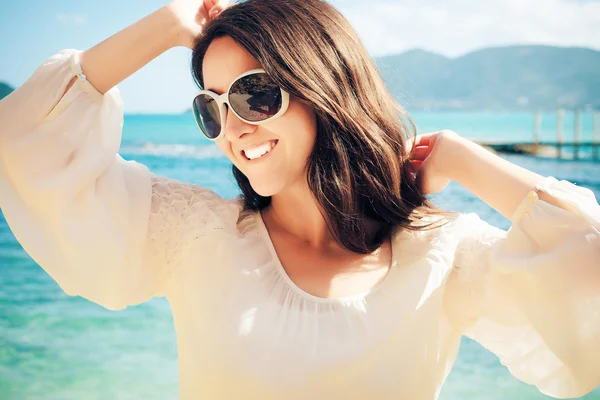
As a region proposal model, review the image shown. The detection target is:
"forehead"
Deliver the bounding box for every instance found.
[202,36,263,94]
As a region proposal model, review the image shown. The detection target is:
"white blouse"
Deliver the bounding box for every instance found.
[1,49,599,400]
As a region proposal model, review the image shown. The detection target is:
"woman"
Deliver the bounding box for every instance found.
[0,0,598,398]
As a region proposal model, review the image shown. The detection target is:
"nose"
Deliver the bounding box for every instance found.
[223,105,257,142]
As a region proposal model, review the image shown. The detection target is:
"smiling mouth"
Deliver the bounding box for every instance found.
[241,139,279,161]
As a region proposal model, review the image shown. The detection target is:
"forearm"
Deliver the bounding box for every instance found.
[79,6,183,94]
[447,137,564,219]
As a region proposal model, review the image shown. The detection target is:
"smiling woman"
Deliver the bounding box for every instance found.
[192,2,455,252]
[0,0,599,399]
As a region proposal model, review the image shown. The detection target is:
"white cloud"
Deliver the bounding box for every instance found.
[330,0,600,57]
[56,13,87,26]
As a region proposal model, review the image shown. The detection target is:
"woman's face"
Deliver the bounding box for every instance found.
[202,36,318,197]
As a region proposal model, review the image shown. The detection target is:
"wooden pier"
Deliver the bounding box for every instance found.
[473,110,599,160]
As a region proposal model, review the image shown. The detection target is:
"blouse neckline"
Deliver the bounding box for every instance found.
[254,210,400,304]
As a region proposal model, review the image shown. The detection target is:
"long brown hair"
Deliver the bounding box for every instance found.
[191,0,457,254]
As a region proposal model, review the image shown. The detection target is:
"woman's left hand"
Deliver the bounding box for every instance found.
[407,130,465,195]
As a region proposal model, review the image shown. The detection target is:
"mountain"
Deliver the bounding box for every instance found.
[0,82,14,100]
[3,45,598,112]
[375,45,600,111]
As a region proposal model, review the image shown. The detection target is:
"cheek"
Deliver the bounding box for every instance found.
[213,99,317,180]
[216,141,241,169]
[216,140,231,157]
[280,101,317,159]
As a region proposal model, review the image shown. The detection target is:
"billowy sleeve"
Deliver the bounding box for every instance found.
[0,49,237,311]
[444,176,600,399]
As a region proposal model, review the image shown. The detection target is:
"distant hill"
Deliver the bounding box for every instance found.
[375,45,600,111]
[0,82,14,100]
[4,45,598,112]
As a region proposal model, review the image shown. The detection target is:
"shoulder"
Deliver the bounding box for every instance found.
[406,211,506,240]
[391,211,486,243]
[149,174,245,234]
[391,211,506,265]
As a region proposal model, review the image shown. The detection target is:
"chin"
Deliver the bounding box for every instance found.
[249,179,286,198]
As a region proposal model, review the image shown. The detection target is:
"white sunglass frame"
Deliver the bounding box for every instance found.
[192,68,291,141]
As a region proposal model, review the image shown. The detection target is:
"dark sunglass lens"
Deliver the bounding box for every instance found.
[229,73,282,122]
[193,94,221,139]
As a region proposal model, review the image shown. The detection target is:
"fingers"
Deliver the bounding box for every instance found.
[203,0,215,11]
[410,146,430,161]
[209,0,229,18]
[406,131,440,163]
[411,133,437,148]
[407,159,422,172]
[201,0,212,19]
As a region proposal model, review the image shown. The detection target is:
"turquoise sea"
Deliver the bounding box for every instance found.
[1,110,599,399]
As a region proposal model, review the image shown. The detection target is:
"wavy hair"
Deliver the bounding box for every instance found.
[191,0,457,254]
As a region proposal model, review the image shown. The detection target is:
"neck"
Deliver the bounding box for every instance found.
[262,181,337,251]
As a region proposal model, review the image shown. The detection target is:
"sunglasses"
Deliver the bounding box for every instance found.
[192,69,290,141]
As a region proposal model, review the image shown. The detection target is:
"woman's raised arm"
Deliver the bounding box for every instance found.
[0,0,231,311]
[78,0,229,94]
[77,6,181,95]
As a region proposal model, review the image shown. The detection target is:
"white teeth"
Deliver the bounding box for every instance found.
[243,140,276,160]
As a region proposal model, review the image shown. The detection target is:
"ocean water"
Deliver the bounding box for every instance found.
[1,111,599,400]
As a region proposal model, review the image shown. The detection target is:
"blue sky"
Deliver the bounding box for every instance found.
[1,0,599,113]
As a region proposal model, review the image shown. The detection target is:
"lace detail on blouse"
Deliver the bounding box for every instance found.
[146,174,243,289]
